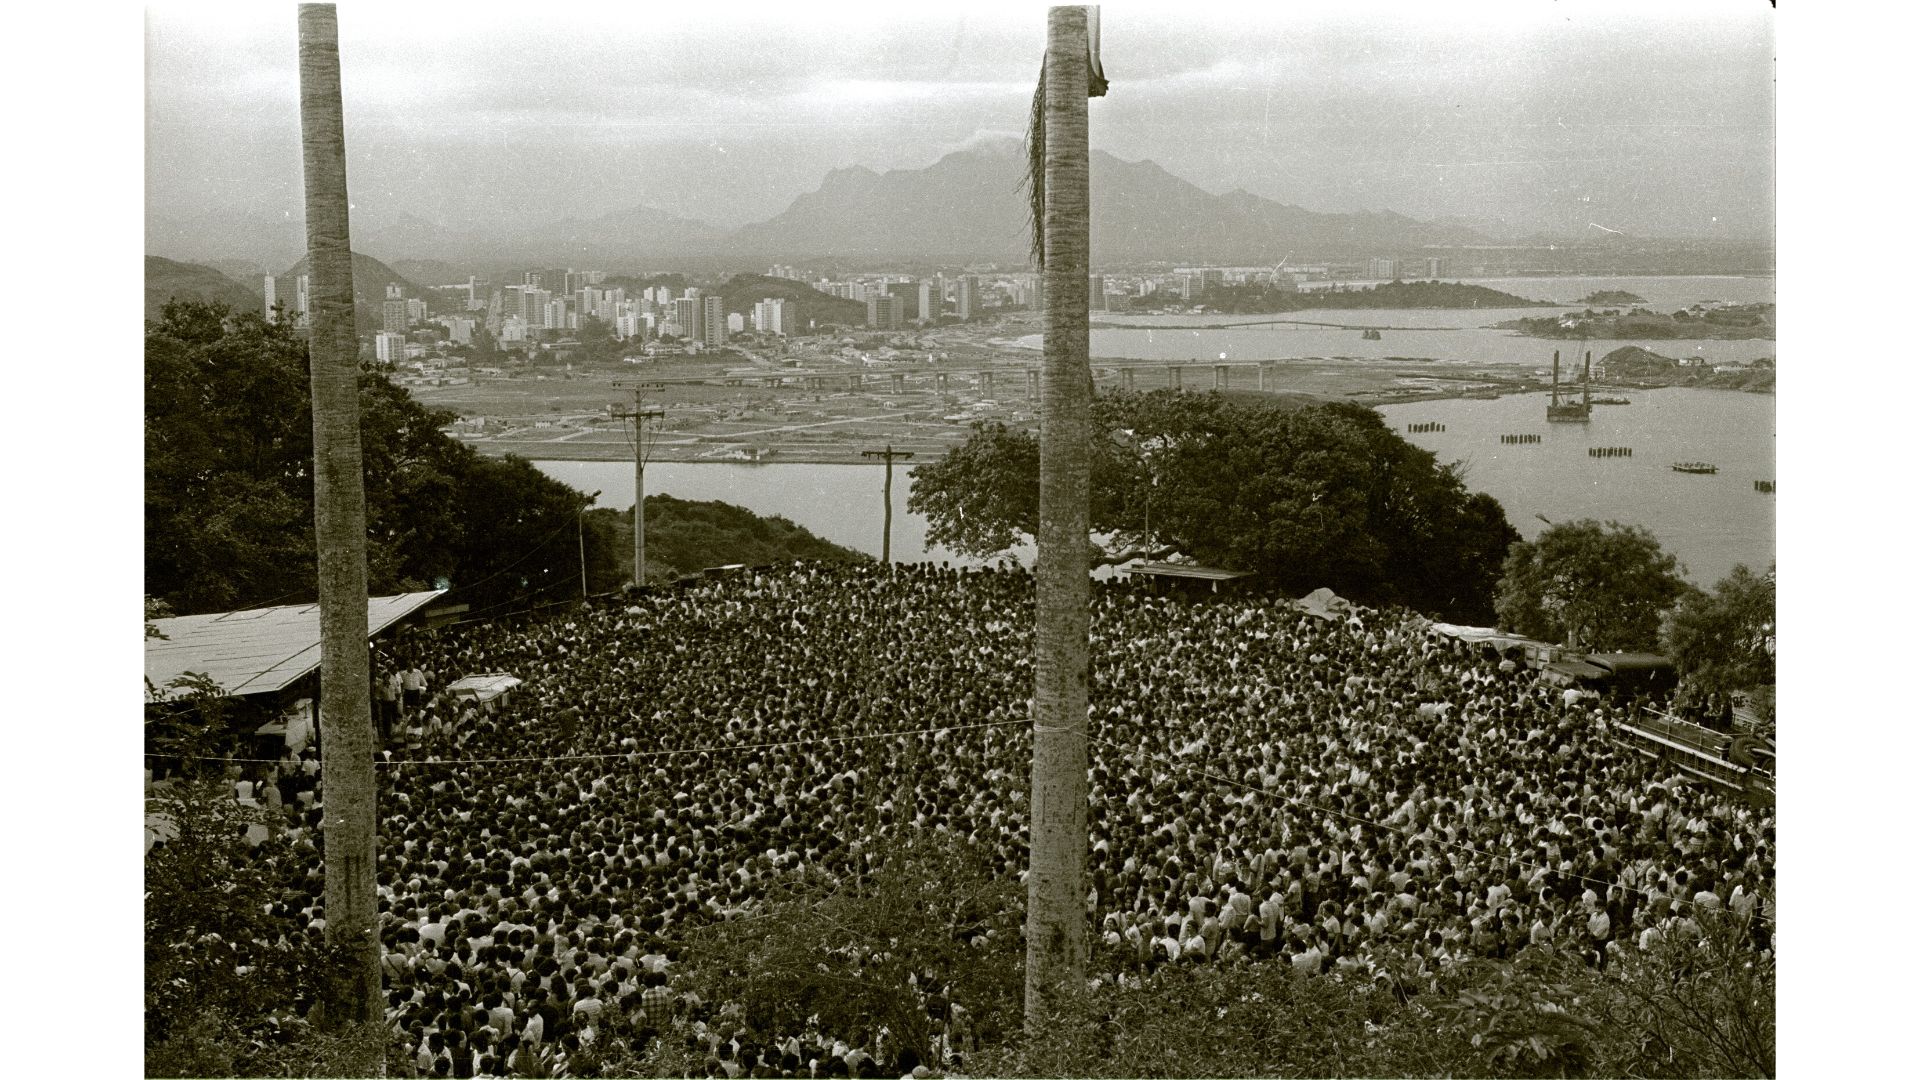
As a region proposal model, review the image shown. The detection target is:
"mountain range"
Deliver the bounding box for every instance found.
[144,252,421,332]
[149,140,1495,271]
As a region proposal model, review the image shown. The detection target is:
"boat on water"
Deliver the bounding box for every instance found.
[1672,462,1718,474]
[1361,328,1382,340]
[1592,396,1630,405]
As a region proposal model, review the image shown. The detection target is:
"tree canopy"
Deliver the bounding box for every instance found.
[1661,562,1775,711]
[907,391,1519,622]
[1494,519,1693,650]
[145,300,615,616]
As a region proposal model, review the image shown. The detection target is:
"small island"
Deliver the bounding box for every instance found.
[1499,302,1774,341]
[1161,279,1555,316]
[1573,289,1648,305]
[1592,345,1774,393]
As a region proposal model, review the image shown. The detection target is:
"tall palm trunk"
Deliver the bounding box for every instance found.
[1026,4,1093,1031]
[297,3,382,1045]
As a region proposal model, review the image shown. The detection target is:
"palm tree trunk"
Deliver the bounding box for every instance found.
[1025,4,1093,1031]
[296,3,382,1046]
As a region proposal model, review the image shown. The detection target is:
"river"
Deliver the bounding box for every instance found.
[534,277,1774,589]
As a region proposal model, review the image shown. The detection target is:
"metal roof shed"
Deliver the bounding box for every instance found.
[145,591,444,700]
[1122,562,1254,593]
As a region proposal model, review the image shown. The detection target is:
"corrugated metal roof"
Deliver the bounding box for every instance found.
[145,592,444,700]
[1125,562,1254,582]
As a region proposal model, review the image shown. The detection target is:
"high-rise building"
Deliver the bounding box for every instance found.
[1367,257,1401,281]
[674,295,701,342]
[727,312,745,334]
[382,298,408,332]
[955,276,976,320]
[702,295,728,346]
[1424,256,1447,279]
[917,281,935,322]
[1090,275,1107,312]
[523,288,552,323]
[467,277,489,311]
[753,297,793,336]
[442,317,474,345]
[374,331,406,363]
[866,293,904,330]
[263,276,278,321]
[407,299,427,323]
[295,275,311,322]
[545,299,570,331]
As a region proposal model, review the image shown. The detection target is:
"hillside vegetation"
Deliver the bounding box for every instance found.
[586,494,869,584]
[146,256,261,323]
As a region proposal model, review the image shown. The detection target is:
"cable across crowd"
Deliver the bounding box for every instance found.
[217,561,1775,1079]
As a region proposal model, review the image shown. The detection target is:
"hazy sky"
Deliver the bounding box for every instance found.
[145,0,1774,240]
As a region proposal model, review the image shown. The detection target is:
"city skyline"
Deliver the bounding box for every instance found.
[146,1,1775,251]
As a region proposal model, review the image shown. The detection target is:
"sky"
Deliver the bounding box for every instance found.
[145,0,1775,244]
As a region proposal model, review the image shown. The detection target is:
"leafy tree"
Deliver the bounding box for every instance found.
[908,391,1519,622]
[659,831,1025,1071]
[974,916,1771,1079]
[144,740,403,1077]
[1495,519,1693,650]
[1661,563,1775,717]
[146,300,602,617]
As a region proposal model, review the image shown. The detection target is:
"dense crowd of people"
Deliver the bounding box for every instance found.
[198,561,1775,1078]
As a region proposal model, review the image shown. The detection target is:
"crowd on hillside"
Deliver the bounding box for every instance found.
[201,561,1775,1079]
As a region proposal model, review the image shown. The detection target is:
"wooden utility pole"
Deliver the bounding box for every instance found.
[1025,4,1100,1031]
[295,2,381,1045]
[611,382,664,585]
[578,489,599,599]
[860,444,914,563]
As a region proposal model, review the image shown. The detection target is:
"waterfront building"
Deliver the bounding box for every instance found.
[1367,257,1401,281]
